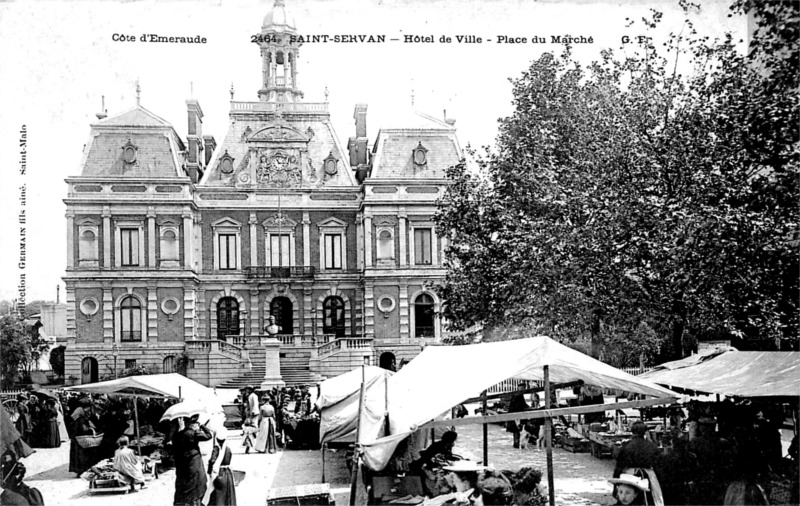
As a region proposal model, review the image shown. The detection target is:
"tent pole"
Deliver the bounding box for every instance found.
[482,390,488,466]
[350,364,367,506]
[133,395,142,457]
[321,442,326,482]
[544,366,555,506]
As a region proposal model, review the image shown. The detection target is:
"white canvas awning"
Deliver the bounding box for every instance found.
[361,336,677,470]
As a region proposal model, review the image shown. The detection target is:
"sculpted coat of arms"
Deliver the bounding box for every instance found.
[255,150,302,186]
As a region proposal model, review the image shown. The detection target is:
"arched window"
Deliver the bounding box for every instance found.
[81,357,98,384]
[270,297,293,335]
[414,293,435,338]
[163,355,176,374]
[120,296,142,342]
[322,296,345,337]
[217,297,240,340]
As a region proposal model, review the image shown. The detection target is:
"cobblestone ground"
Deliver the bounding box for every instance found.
[455,423,616,506]
[20,425,613,506]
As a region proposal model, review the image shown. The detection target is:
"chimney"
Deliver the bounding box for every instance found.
[203,135,217,167]
[348,104,369,167]
[186,99,204,182]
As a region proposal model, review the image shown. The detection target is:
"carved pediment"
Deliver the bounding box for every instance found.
[249,120,309,143]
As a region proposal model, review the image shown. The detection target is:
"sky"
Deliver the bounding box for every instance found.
[0,0,745,303]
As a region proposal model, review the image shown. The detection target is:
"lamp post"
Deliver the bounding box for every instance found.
[111,343,118,379]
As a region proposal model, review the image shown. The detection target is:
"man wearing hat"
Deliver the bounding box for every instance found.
[613,422,658,478]
[608,474,649,505]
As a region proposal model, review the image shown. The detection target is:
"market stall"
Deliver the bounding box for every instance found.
[349,336,678,506]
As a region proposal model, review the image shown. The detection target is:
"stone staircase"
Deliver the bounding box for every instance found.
[214,348,323,389]
[280,350,324,386]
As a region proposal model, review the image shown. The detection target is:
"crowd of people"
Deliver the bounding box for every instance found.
[237,384,319,453]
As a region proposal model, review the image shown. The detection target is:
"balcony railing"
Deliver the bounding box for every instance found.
[245,266,315,280]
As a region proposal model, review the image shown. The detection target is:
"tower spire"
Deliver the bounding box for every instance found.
[258,0,303,103]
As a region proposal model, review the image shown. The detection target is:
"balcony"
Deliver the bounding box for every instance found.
[245,266,315,280]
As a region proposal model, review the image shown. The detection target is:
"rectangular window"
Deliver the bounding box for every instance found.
[218,234,237,270]
[414,228,432,265]
[124,359,136,369]
[270,234,291,267]
[120,228,139,266]
[324,234,342,269]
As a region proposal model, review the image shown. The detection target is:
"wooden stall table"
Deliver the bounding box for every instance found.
[588,431,631,459]
[266,483,334,505]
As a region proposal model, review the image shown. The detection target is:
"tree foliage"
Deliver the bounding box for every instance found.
[49,345,66,378]
[1,317,30,388]
[436,1,798,360]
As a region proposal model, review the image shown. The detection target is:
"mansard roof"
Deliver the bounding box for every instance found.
[201,106,355,188]
[78,105,187,178]
[370,109,461,180]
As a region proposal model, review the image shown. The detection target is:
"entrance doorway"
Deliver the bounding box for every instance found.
[81,357,98,384]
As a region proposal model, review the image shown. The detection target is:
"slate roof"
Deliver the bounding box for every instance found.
[79,105,185,178]
[370,109,461,180]
[202,112,355,187]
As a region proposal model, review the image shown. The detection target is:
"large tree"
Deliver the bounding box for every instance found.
[436,1,798,360]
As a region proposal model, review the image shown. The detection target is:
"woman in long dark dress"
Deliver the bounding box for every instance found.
[172,417,213,506]
[68,398,99,476]
[37,399,60,448]
[207,428,237,506]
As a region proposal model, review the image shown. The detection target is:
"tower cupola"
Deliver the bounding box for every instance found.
[258,0,303,103]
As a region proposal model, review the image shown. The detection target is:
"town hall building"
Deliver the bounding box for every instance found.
[62,0,461,387]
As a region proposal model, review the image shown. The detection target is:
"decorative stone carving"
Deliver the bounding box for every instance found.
[256,150,302,186]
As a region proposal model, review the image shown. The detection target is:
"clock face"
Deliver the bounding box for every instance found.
[324,159,337,175]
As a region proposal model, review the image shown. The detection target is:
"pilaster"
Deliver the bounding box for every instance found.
[183,208,193,270]
[147,207,157,268]
[250,288,260,336]
[147,283,158,342]
[399,281,410,341]
[356,212,364,270]
[65,283,76,340]
[398,208,408,267]
[249,213,258,268]
[66,210,75,268]
[364,279,375,338]
[102,283,114,343]
[303,286,313,338]
[302,211,311,267]
[183,286,196,340]
[102,206,111,268]
[197,289,207,339]
[364,213,373,268]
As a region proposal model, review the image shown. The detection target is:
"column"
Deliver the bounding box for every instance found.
[103,283,114,343]
[147,207,156,268]
[147,284,158,342]
[398,208,408,267]
[183,208,193,270]
[364,213,373,268]
[249,213,258,268]
[364,280,375,339]
[102,206,111,268]
[302,212,311,267]
[399,281,410,341]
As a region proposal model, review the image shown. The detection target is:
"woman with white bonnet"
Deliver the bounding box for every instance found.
[207,426,237,506]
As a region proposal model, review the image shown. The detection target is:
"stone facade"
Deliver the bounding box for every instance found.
[63,0,460,386]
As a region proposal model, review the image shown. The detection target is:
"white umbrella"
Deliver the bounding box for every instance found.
[160,400,211,422]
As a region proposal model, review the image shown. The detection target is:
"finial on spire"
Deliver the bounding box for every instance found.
[410,78,415,106]
[230,83,235,100]
[135,79,141,106]
[324,85,329,102]
[95,95,108,120]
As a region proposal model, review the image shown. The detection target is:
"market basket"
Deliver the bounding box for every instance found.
[233,470,246,486]
[75,433,104,448]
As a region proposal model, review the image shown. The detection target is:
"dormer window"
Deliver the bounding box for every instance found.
[323,152,338,176]
[122,140,138,164]
[412,142,428,167]
[219,151,235,174]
